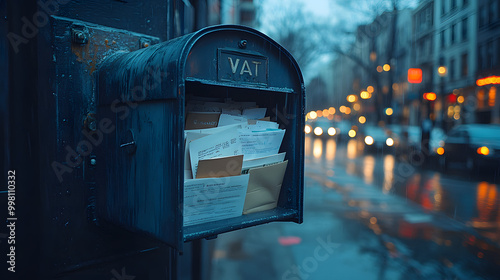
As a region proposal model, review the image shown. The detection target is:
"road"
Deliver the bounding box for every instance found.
[210,136,500,280]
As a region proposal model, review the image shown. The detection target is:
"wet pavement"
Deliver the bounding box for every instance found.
[210,136,500,280]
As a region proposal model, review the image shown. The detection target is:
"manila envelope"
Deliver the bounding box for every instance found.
[196,155,243,179]
[243,160,288,214]
[185,112,220,129]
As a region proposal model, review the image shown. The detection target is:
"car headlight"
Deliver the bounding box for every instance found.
[314,127,323,136]
[305,125,312,134]
[348,129,356,138]
[386,138,394,147]
[328,127,336,136]
[365,136,374,145]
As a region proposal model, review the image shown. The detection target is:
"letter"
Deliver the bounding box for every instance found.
[52,161,73,182]
[7,222,15,228]
[76,140,93,157]
[8,266,15,272]
[32,11,49,27]
[282,271,301,280]
[8,238,15,244]
[228,57,240,74]
[290,265,308,279]
[252,61,261,76]
[302,257,318,273]
[21,17,38,39]
[316,235,339,255]
[64,146,82,167]
[240,60,252,75]
[111,267,136,280]
[38,0,60,14]
[313,245,329,261]
[7,32,28,53]
[99,118,115,134]
[111,99,130,120]
[82,128,103,146]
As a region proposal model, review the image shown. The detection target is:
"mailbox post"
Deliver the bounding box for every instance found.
[97,25,305,251]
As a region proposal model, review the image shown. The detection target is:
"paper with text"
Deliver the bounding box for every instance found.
[239,129,286,160]
[189,129,242,178]
[183,174,250,226]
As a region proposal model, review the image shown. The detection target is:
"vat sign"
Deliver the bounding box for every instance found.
[218,49,268,86]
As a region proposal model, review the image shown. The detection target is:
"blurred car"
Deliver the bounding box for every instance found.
[361,125,396,151]
[306,119,337,138]
[387,125,445,157]
[335,120,354,141]
[439,124,500,171]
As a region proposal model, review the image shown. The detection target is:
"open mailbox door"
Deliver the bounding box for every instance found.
[97,25,304,251]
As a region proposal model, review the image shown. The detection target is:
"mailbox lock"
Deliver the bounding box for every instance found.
[238,39,247,49]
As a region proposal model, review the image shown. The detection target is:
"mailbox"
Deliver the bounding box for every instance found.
[96,25,304,251]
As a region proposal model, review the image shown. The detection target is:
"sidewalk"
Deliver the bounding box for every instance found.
[210,160,496,280]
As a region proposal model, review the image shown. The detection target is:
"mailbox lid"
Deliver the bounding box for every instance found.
[98,25,304,105]
[183,25,304,94]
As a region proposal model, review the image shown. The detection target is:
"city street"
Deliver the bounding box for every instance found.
[210,136,500,280]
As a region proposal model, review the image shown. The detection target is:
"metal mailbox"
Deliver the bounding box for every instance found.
[96,25,304,251]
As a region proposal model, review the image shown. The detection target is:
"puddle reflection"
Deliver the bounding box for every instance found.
[363,155,375,184]
[382,154,395,193]
[313,138,323,159]
[325,139,336,161]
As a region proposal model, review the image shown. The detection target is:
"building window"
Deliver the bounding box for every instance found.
[487,40,494,68]
[461,53,468,77]
[480,5,487,27]
[440,30,445,48]
[451,23,456,44]
[478,45,484,71]
[489,86,497,107]
[462,17,468,41]
[451,0,457,10]
[450,58,455,80]
[441,0,446,16]
[478,89,485,109]
[489,1,497,24]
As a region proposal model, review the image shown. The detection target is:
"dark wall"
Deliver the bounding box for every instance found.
[1,1,211,279]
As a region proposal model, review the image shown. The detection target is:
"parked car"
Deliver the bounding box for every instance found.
[335,120,354,141]
[306,119,337,138]
[439,124,500,172]
[387,125,445,156]
[360,125,396,152]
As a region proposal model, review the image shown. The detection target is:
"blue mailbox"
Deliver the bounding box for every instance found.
[97,25,304,251]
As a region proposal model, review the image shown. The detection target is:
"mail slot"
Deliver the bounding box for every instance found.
[96,25,304,251]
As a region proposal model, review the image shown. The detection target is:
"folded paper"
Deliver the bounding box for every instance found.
[196,155,243,179]
[243,160,288,214]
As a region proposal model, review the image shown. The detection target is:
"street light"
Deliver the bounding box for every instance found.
[347,95,357,103]
[438,66,447,76]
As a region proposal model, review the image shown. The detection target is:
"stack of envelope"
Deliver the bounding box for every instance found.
[183,97,288,226]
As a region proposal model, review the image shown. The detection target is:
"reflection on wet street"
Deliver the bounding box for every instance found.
[305,136,500,277]
[212,136,500,280]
